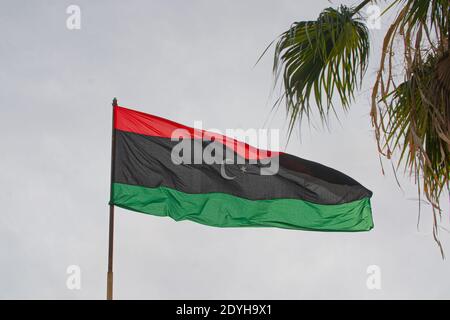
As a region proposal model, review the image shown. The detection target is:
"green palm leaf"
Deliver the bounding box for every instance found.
[271,5,370,134]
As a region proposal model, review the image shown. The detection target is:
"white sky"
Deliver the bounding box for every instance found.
[0,0,449,299]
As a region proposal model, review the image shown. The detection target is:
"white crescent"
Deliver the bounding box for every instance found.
[220,159,236,180]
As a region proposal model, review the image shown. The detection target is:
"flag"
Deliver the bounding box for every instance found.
[110,105,374,231]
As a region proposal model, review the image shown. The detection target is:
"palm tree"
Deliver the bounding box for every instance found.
[262,0,449,256]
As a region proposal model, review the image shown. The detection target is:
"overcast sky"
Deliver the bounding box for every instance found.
[1,0,449,299]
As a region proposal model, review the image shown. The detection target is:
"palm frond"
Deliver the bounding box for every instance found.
[271,5,370,134]
[371,0,450,257]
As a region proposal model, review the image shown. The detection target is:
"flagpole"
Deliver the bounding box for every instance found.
[107,97,118,300]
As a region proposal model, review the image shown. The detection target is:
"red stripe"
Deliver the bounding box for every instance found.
[114,105,279,160]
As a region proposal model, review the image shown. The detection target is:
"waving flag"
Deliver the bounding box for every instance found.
[110,105,373,231]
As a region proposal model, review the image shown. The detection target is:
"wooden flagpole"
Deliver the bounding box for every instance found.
[107,97,118,300]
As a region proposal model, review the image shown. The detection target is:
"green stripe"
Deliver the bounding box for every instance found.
[111,183,373,232]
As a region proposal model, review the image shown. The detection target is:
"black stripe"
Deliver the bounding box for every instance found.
[113,130,372,204]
